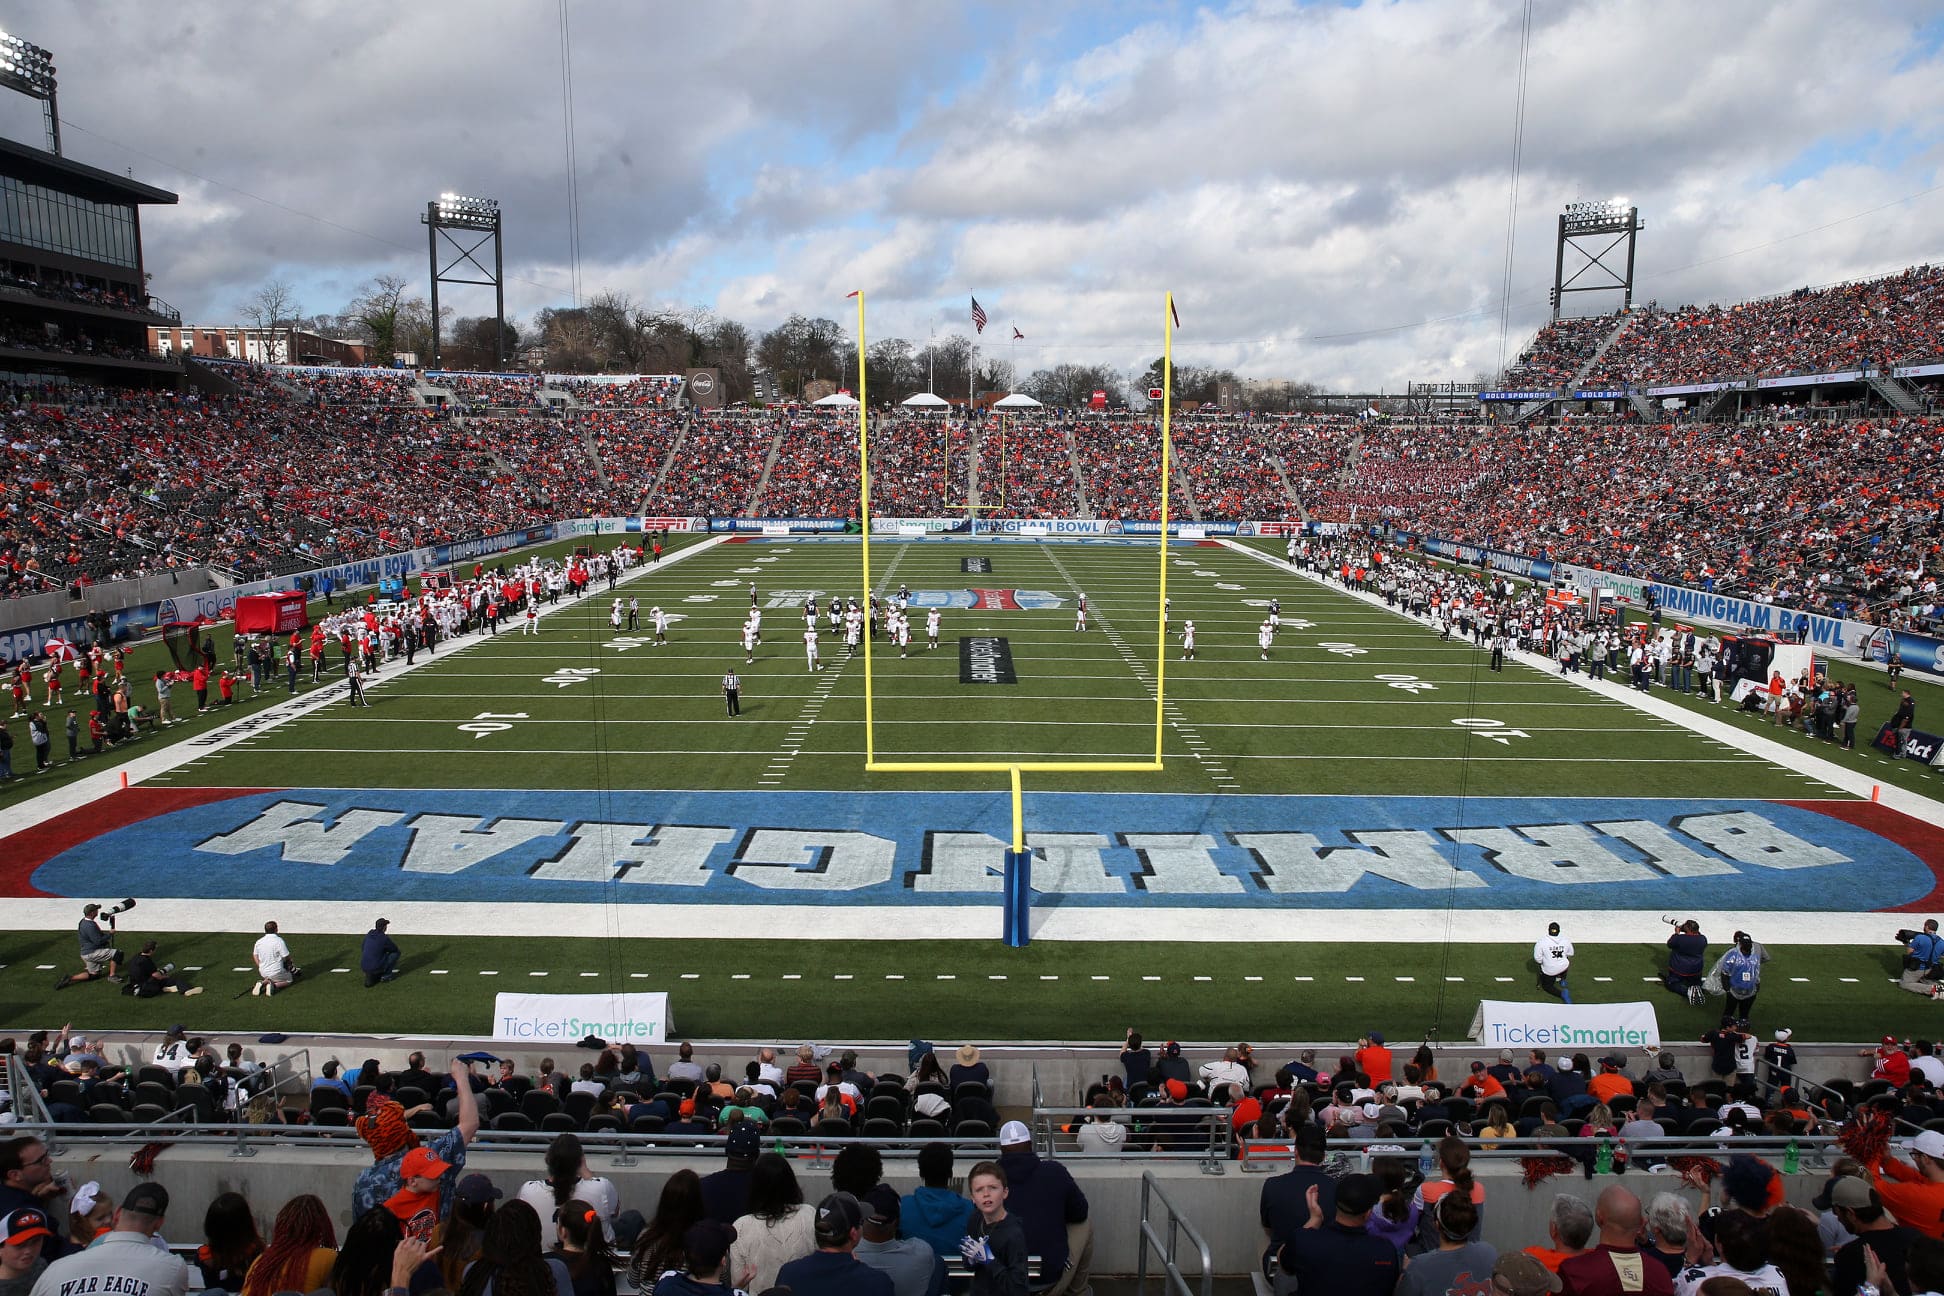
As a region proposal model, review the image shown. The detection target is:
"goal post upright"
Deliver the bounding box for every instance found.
[852,289,1174,945]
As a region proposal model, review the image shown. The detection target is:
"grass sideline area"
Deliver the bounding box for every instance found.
[3,931,1934,1042]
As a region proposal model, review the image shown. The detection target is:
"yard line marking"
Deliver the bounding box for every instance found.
[1042,975,1060,980]
[1394,976,1414,982]
[580,972,599,977]
[1294,976,1313,981]
[232,966,251,972]
[34,963,52,969]
[1092,975,1111,981]
[731,974,750,980]
[480,970,498,976]
[1143,975,1162,981]
[529,971,548,977]
[937,975,955,980]
[1245,975,1262,982]
[1445,976,1465,982]
[430,970,448,975]
[783,974,801,980]
[1345,976,1365,982]
[836,974,854,980]
[630,972,649,978]
[1790,977,1810,982]
[681,973,700,979]
[1840,977,1859,982]
[1194,975,1212,981]
[1594,976,1613,982]
[988,975,1006,980]
[886,974,903,980]
[1496,976,1515,982]
[331,967,349,973]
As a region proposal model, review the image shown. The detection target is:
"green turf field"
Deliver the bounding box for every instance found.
[7,531,1942,1044]
[130,536,1848,800]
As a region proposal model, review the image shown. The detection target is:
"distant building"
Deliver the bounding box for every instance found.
[0,135,182,389]
[149,324,368,367]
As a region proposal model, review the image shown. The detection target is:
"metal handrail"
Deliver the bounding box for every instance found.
[1137,1170,1215,1296]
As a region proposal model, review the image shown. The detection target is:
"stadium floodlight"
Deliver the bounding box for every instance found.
[848,289,1177,947]
[422,194,506,368]
[1552,200,1644,318]
[0,29,60,154]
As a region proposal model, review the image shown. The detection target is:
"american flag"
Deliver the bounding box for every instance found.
[970,296,988,334]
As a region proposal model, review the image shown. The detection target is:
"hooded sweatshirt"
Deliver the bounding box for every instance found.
[996,1149,1089,1282]
[901,1184,975,1260]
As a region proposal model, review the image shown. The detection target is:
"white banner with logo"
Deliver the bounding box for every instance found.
[492,992,668,1044]
[1468,999,1661,1050]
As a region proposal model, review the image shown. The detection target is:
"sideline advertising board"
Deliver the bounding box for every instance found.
[710,518,849,533]
[1864,625,1944,679]
[492,991,668,1044]
[1557,564,1879,658]
[1469,999,1662,1050]
[974,517,1125,536]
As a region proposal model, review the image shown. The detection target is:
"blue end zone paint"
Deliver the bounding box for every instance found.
[28,791,1930,910]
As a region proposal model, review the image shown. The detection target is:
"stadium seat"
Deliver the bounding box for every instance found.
[861,1118,903,1140]
[313,1108,350,1128]
[907,1119,947,1140]
[481,1089,514,1118]
[394,1085,431,1110]
[956,1097,999,1128]
[541,1112,578,1132]
[133,1081,176,1109]
[499,1076,535,1099]
[874,1074,906,1088]
[768,1117,807,1136]
[563,1092,598,1126]
[1417,1119,1453,1139]
[812,1119,852,1139]
[47,1080,85,1108]
[586,1115,621,1134]
[130,1103,170,1124]
[951,1119,993,1140]
[310,1089,349,1118]
[174,1083,217,1123]
[351,1084,377,1115]
[135,1065,174,1088]
[90,1103,129,1125]
[408,1111,444,1131]
[953,1081,991,1103]
[865,1095,907,1123]
[522,1090,562,1122]
[493,1112,536,1132]
[628,1114,665,1134]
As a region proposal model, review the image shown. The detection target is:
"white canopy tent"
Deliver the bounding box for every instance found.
[901,392,951,408]
[811,392,859,407]
[991,393,1044,409]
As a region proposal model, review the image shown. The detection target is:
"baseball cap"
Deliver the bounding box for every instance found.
[1470,1061,1487,1073]
[454,1175,502,1207]
[1164,1079,1188,1101]
[1494,1251,1564,1295]
[1885,1035,1901,1047]
[401,1146,454,1180]
[1,1208,52,1246]
[862,1184,901,1227]
[724,1122,760,1159]
[682,1220,734,1270]
[1600,1056,1625,1070]
[1368,1031,1385,1045]
[1907,1130,1944,1160]
[121,1183,169,1217]
[1829,1177,1878,1211]
[1775,1028,1793,1041]
[1164,1041,1182,1058]
[813,1192,862,1243]
[1334,1173,1382,1216]
[998,1120,1032,1146]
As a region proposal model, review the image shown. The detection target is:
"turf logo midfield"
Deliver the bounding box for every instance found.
[906,589,1065,610]
[19,791,1936,911]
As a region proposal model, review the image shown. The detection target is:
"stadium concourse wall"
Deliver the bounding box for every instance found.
[0,515,707,665]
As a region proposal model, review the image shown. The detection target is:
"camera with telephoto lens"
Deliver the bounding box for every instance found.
[99,898,137,928]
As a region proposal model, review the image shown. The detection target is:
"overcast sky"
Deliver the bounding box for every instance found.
[2,0,1940,389]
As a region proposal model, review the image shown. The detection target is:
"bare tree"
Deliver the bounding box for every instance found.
[239,278,300,363]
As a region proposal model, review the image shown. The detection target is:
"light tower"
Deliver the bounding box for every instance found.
[1551,200,1644,319]
[0,30,61,155]
[421,193,505,369]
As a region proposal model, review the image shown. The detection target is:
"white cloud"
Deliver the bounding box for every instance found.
[6,0,1940,386]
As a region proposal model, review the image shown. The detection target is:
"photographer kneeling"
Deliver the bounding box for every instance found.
[1900,920,1943,997]
[54,900,134,991]
[126,939,203,997]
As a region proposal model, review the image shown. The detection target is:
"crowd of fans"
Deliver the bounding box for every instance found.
[1500,263,1944,394]
[430,373,540,409]
[561,377,685,410]
[15,1021,1944,1295]
[1500,314,1620,390]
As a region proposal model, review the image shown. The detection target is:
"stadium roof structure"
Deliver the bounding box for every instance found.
[0,134,177,205]
[900,391,950,407]
[991,392,1043,408]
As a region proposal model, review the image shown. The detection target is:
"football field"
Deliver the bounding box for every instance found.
[5,531,1943,1043]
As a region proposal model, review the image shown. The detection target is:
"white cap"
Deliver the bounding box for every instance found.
[998,1120,1032,1146]
[1775,1028,1792,1041]
[1907,1130,1944,1160]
